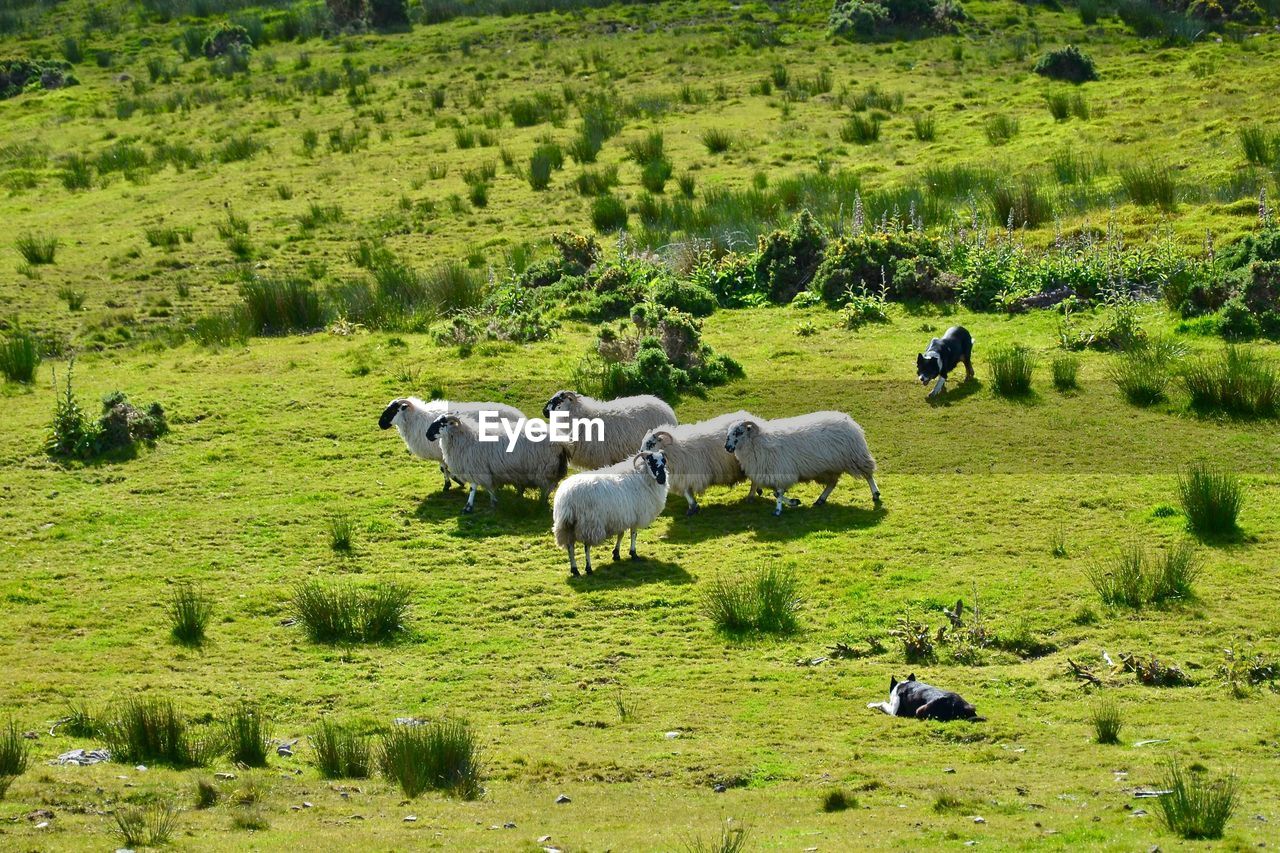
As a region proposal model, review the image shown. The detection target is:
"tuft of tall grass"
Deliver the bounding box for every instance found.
[15,232,58,264]
[58,286,86,311]
[1052,353,1080,390]
[168,583,212,646]
[1183,347,1279,418]
[1050,148,1103,184]
[592,194,628,232]
[240,277,326,335]
[193,777,220,809]
[1045,91,1072,121]
[329,515,353,551]
[215,134,266,164]
[113,801,180,847]
[840,114,880,145]
[1238,124,1277,167]
[573,165,619,196]
[0,327,41,384]
[62,703,98,737]
[311,719,372,779]
[1109,349,1169,405]
[0,717,30,799]
[224,702,271,768]
[60,154,94,190]
[1179,462,1243,537]
[989,178,1053,227]
[988,344,1036,396]
[1120,162,1177,209]
[379,719,483,800]
[296,202,344,230]
[701,128,734,154]
[528,143,561,191]
[102,697,217,768]
[1090,698,1122,744]
[640,157,673,193]
[822,788,856,812]
[984,113,1019,145]
[1149,539,1201,603]
[684,824,750,853]
[292,580,410,644]
[701,565,800,636]
[1086,542,1149,608]
[1156,761,1238,840]
[625,131,665,165]
[911,112,936,141]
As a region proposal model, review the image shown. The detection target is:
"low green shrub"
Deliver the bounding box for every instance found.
[1033,45,1098,83]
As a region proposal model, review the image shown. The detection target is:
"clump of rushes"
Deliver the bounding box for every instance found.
[168,583,212,645]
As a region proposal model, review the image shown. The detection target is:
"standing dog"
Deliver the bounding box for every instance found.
[917,326,974,399]
[867,674,984,722]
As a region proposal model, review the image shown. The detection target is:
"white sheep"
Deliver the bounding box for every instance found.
[378,397,525,491]
[425,412,567,513]
[542,390,677,470]
[640,410,759,515]
[552,451,669,576]
[724,412,880,516]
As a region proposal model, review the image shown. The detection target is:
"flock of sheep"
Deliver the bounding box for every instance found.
[380,392,879,576]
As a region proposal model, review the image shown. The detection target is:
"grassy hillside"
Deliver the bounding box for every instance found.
[2,0,1279,340]
[3,0,1280,849]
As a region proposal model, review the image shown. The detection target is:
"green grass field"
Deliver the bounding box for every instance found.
[3,0,1280,849]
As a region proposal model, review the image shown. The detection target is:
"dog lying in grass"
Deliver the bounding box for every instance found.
[867,674,984,722]
[917,325,974,399]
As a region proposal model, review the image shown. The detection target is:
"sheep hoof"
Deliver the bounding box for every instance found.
[463,505,474,514]
[569,568,580,577]
[873,493,882,504]
[786,498,801,507]
[814,497,827,507]
[772,508,783,517]
[611,548,621,561]
[630,550,641,561]
[685,505,699,517]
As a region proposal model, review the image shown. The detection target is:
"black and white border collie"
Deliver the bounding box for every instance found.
[916,325,974,399]
[867,674,984,722]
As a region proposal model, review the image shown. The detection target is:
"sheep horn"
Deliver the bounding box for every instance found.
[652,430,674,447]
[632,452,647,471]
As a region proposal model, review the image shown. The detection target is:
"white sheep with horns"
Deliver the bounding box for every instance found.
[541,390,677,470]
[552,451,669,577]
[425,411,568,513]
[723,412,880,516]
[639,410,759,515]
[378,397,526,491]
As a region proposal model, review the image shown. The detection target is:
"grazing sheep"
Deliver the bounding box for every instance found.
[640,410,758,515]
[425,412,567,513]
[552,451,669,576]
[542,390,677,471]
[724,412,880,516]
[378,397,526,491]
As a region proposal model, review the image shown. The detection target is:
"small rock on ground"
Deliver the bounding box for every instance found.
[554,794,571,804]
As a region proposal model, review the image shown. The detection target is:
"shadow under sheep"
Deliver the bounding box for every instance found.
[564,557,692,590]
[663,497,886,545]
[414,488,556,538]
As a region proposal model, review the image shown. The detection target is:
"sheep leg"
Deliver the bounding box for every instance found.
[684,490,699,516]
[629,528,640,559]
[583,545,593,575]
[440,464,452,491]
[612,533,623,561]
[864,473,881,504]
[773,489,787,516]
[815,481,838,506]
[566,544,579,577]
[488,489,499,508]
[463,484,478,513]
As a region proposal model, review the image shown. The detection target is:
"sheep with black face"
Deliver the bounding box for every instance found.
[378,397,526,492]
[552,451,669,576]
[425,412,567,513]
[724,412,880,516]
